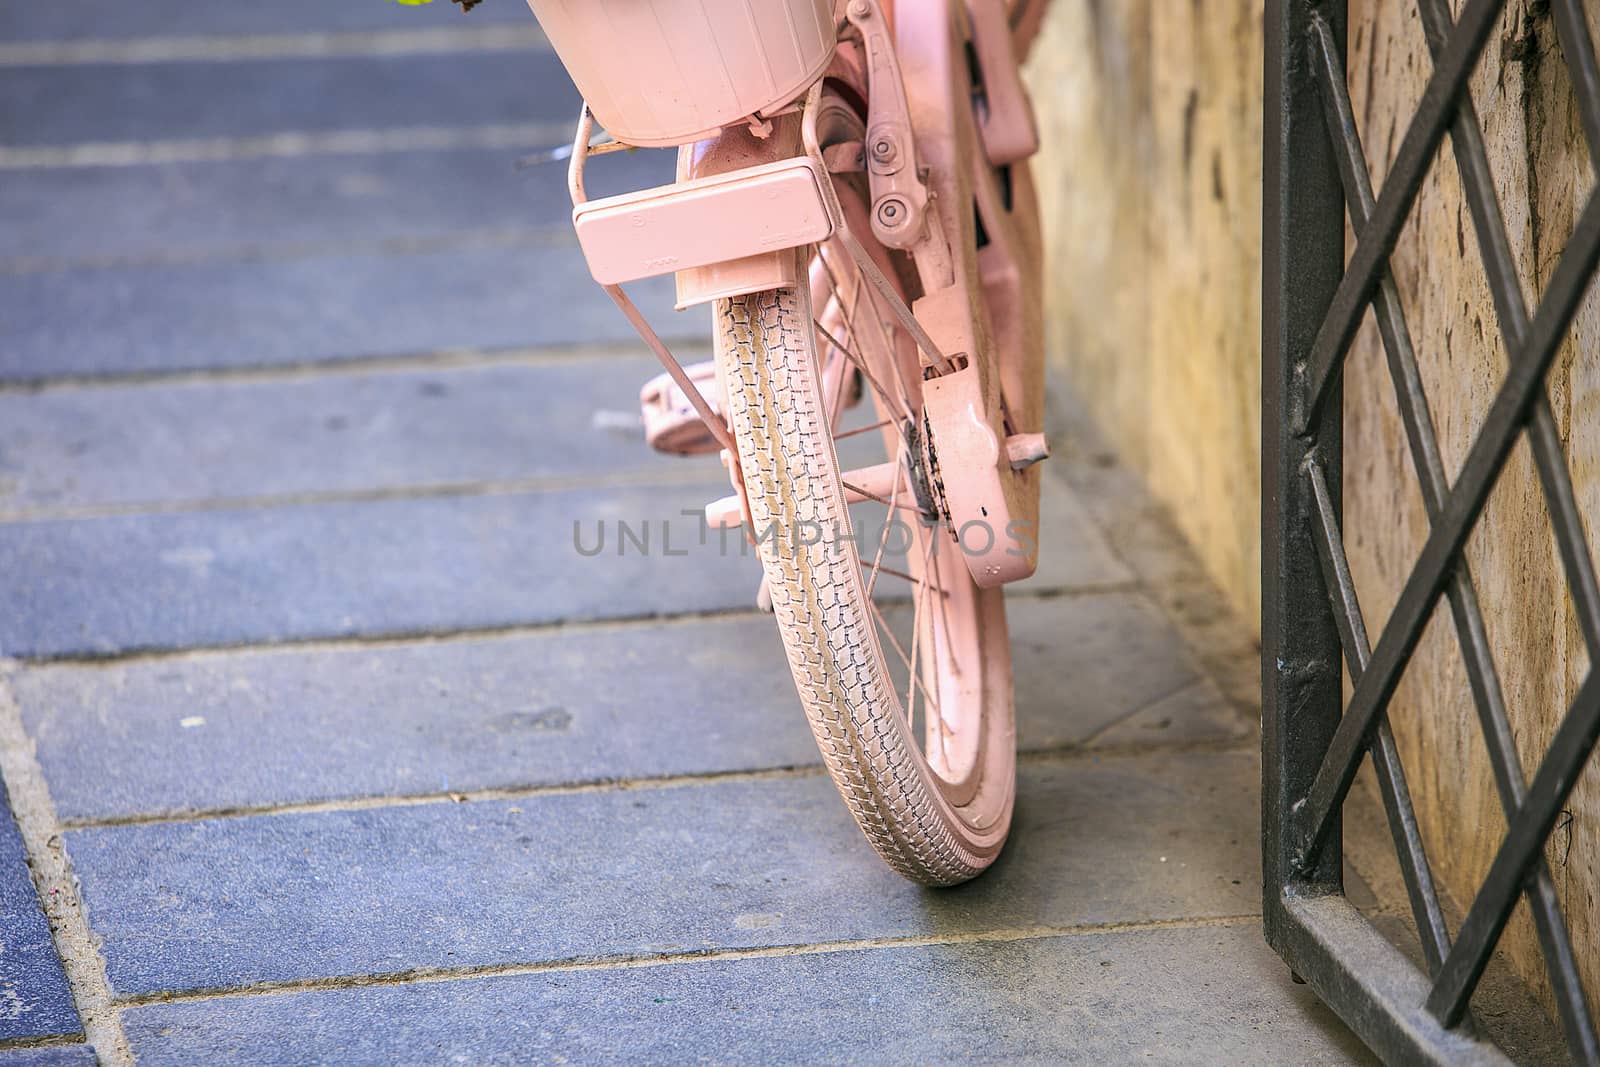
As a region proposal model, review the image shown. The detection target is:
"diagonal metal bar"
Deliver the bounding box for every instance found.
[1426,667,1600,1025]
[1307,457,1452,975]
[1552,0,1600,175]
[1311,13,1600,1055]
[1414,0,1600,663]
[1296,0,1505,432]
[1290,187,1600,875]
[1413,0,1600,1047]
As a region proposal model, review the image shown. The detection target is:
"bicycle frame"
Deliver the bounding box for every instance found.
[555,0,1048,588]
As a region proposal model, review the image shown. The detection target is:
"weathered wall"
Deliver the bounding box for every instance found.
[1025,0,1600,1024]
[1025,0,1264,629]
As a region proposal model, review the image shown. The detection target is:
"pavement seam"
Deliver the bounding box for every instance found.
[113,913,1264,1008]
[0,1035,91,1053]
[0,467,722,523]
[7,583,1146,668]
[0,26,550,66]
[1075,676,1218,748]
[54,737,1255,831]
[0,121,576,170]
[0,224,577,277]
[64,764,830,830]
[0,342,712,396]
[0,673,134,1065]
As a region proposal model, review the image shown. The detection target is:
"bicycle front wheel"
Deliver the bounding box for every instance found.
[714,252,1016,885]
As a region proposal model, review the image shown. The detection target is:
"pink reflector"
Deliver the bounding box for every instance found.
[572,158,834,285]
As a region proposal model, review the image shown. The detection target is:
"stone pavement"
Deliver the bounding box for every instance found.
[0,4,1378,1064]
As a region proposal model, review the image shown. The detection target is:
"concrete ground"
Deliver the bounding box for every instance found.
[0,4,1379,1064]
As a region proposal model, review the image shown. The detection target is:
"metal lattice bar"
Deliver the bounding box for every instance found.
[1267,0,1600,1058]
[1409,0,1600,664]
[1308,11,1600,1053]
[1290,188,1600,874]
[1426,670,1600,1024]
[1553,0,1600,173]
[1306,457,1452,975]
[1411,0,1600,1046]
[1297,0,1504,430]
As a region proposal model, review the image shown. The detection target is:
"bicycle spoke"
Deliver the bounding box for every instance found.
[911,526,946,738]
[818,240,917,427]
[923,525,961,679]
[818,241,865,353]
[816,259,854,432]
[850,253,920,420]
[818,242,870,386]
[836,418,895,439]
[866,596,942,716]
[813,317,913,427]
[842,479,920,511]
[864,446,908,599]
[860,559,947,594]
[827,352,851,431]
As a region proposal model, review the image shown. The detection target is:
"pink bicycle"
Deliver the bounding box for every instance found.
[519,0,1050,884]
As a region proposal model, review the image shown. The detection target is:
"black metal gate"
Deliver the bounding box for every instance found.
[1264,0,1600,1062]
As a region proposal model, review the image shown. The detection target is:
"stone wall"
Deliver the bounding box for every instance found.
[1026,0,1264,629]
[1024,0,1600,1025]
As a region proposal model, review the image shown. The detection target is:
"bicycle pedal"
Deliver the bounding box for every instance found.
[639,361,724,456]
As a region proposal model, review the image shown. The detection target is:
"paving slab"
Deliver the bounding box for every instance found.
[0,148,674,265]
[121,922,1371,1066]
[0,52,572,148]
[65,749,1259,998]
[0,243,683,382]
[0,470,1126,659]
[0,481,744,659]
[0,1048,97,1067]
[0,355,701,513]
[0,787,79,1045]
[1007,594,1222,747]
[18,592,1232,822]
[3,0,527,41]
[20,614,804,823]
[1088,676,1244,749]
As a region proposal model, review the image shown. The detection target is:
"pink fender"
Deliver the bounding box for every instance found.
[673,118,816,309]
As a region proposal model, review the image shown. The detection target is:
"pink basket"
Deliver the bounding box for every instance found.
[526,0,838,147]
